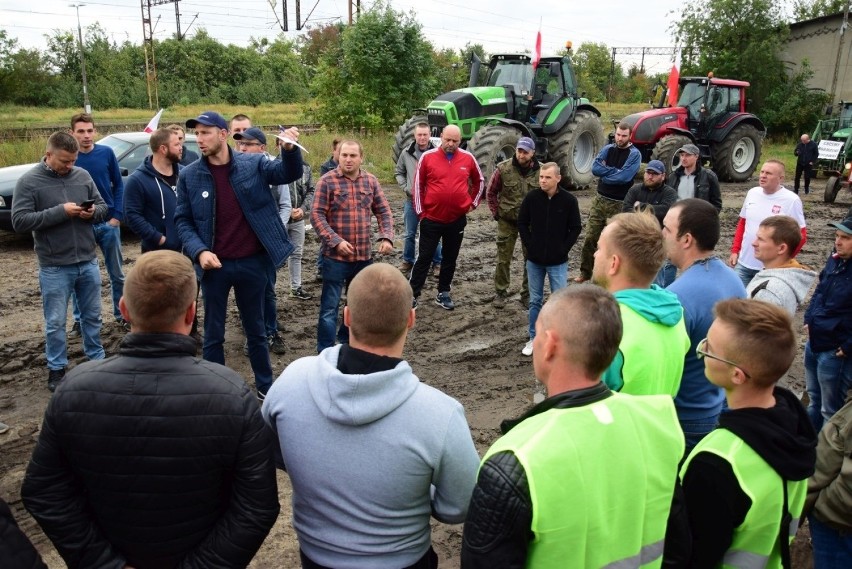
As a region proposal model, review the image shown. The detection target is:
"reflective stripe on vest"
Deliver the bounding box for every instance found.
[483,393,684,568]
[681,428,807,569]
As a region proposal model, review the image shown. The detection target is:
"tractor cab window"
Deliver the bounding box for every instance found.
[727,87,742,113]
[487,60,534,94]
[677,81,706,118]
[562,60,577,95]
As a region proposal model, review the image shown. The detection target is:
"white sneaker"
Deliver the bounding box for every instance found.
[522,340,534,356]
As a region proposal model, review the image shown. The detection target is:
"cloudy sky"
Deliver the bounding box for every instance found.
[2,0,688,74]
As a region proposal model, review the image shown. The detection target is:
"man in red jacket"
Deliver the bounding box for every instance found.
[410,125,484,310]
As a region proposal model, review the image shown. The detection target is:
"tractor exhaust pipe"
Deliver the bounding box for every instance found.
[469,54,481,88]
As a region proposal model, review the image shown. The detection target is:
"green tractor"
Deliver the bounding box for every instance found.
[817,102,852,203]
[392,53,606,189]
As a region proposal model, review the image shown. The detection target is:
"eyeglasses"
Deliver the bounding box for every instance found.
[236,141,261,147]
[696,338,752,379]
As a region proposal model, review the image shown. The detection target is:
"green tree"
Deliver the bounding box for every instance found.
[309,1,436,129]
[671,0,787,109]
[791,0,847,20]
[573,42,618,102]
[0,30,57,105]
[761,61,832,135]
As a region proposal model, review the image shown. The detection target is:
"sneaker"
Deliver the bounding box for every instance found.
[493,292,508,308]
[431,264,441,278]
[522,340,534,356]
[435,292,455,310]
[47,368,66,392]
[256,390,266,404]
[69,321,81,338]
[0,421,9,435]
[412,297,418,310]
[116,317,130,331]
[268,332,286,355]
[804,188,810,195]
[400,261,413,273]
[290,287,313,300]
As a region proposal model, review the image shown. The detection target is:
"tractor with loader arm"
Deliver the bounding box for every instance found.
[392,51,606,189]
[815,101,852,203]
[619,74,766,182]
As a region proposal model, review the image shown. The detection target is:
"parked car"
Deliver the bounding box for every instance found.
[0,132,199,231]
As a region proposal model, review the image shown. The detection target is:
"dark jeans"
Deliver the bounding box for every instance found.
[317,257,372,353]
[300,547,438,569]
[410,216,466,297]
[201,253,273,395]
[794,162,813,192]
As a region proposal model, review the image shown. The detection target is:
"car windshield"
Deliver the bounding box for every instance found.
[97,136,134,158]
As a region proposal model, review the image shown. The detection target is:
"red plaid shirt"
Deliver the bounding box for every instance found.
[311,168,394,262]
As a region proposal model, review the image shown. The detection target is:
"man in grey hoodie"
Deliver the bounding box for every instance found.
[262,263,479,569]
[746,214,817,315]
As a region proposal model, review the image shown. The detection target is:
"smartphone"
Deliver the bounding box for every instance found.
[79,199,96,210]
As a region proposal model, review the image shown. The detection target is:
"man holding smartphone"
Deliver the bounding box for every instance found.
[12,132,108,391]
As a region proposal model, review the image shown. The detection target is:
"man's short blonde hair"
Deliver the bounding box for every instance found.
[123,251,197,332]
[347,264,412,347]
[605,211,665,284]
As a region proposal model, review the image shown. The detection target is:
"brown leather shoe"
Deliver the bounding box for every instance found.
[432,264,441,278]
[400,261,413,273]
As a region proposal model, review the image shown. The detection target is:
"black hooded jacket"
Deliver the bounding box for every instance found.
[680,387,817,569]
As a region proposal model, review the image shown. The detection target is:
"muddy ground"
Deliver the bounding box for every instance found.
[0,181,848,567]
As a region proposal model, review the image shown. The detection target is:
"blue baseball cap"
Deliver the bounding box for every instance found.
[829,215,852,235]
[645,160,666,174]
[233,127,267,145]
[186,111,228,130]
[516,137,536,152]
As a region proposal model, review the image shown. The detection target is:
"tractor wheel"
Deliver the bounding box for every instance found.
[713,124,762,182]
[825,176,841,203]
[549,110,605,189]
[651,134,692,174]
[392,115,427,163]
[468,125,520,182]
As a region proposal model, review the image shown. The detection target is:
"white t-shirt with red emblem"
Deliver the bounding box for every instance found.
[737,185,806,270]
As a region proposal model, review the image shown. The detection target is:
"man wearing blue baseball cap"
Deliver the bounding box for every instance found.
[621,159,678,225]
[175,111,303,400]
[486,136,540,308]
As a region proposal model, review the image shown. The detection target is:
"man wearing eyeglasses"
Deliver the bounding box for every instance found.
[621,160,678,225]
[232,127,291,357]
[662,199,746,453]
[674,298,816,568]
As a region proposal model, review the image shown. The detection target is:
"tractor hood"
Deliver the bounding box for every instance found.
[430,87,510,121]
[621,107,688,145]
[832,126,852,139]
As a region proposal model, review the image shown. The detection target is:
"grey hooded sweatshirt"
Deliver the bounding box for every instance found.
[262,344,479,569]
[747,260,817,315]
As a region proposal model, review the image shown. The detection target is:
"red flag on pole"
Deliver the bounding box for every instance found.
[531,30,542,69]
[143,108,164,133]
[666,50,680,107]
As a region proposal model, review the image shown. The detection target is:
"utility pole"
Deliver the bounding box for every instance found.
[830,0,851,103]
[70,3,92,113]
[348,0,360,24]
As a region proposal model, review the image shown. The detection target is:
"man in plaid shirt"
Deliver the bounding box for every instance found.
[311,140,394,353]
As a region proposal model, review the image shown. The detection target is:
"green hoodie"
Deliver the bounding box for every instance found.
[602,285,690,396]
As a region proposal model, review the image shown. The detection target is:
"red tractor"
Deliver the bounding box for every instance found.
[619,75,765,181]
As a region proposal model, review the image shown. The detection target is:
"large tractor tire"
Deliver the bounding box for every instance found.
[392,115,427,164]
[549,110,605,190]
[468,125,520,182]
[825,176,842,203]
[713,124,762,182]
[651,134,693,175]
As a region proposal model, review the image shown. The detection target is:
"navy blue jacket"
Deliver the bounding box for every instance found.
[174,146,302,268]
[805,253,852,354]
[124,157,184,253]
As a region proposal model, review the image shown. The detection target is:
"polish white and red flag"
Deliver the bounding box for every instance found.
[531,30,542,69]
[143,108,164,133]
[666,49,681,107]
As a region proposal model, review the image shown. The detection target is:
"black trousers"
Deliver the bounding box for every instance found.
[410,216,466,297]
[794,162,813,192]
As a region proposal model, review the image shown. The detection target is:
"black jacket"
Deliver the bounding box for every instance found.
[517,187,582,266]
[666,164,722,211]
[461,383,690,569]
[795,140,818,165]
[21,333,280,569]
[678,387,817,569]
[0,497,46,569]
[622,182,678,225]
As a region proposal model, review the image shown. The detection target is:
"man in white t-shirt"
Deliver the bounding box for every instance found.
[728,160,806,287]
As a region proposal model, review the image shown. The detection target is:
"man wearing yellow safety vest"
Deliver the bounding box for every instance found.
[461,285,687,568]
[676,299,817,568]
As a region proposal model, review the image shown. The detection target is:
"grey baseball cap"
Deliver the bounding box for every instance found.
[677,143,700,155]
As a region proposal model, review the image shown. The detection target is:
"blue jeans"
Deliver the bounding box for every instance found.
[526,260,567,339]
[40,259,105,370]
[735,262,759,289]
[317,257,372,353]
[73,222,125,321]
[654,259,677,288]
[403,200,441,265]
[679,415,720,457]
[264,262,278,336]
[201,254,274,395]
[809,515,852,569]
[805,342,852,432]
